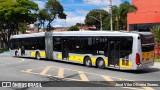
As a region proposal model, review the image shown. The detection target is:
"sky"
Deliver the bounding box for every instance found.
[32,0,131,27]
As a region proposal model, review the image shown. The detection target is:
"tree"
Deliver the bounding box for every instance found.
[18,22,27,34]
[38,9,49,29]
[85,9,109,30]
[0,0,38,32]
[76,23,85,26]
[68,25,79,31]
[112,1,137,30]
[151,26,160,44]
[102,16,110,30]
[45,0,66,31]
[0,0,38,49]
[84,1,137,31]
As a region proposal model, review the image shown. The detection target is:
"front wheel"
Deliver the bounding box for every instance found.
[97,58,105,69]
[36,52,41,60]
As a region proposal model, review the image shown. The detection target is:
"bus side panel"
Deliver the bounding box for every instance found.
[133,35,141,70]
[53,51,62,60]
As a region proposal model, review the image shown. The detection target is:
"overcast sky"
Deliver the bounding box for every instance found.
[32,0,131,27]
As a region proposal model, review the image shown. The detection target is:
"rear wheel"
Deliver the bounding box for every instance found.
[36,52,41,60]
[97,58,105,69]
[84,57,92,67]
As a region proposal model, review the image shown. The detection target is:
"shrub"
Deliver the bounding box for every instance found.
[150,25,160,44]
[68,25,79,31]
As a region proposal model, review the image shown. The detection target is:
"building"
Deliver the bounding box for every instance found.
[26,24,39,34]
[127,0,160,31]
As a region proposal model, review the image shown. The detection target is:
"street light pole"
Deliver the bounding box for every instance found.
[109,0,113,31]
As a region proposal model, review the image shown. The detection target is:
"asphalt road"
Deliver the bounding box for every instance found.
[0,54,160,90]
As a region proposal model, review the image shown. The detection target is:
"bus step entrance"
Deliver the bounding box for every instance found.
[108,65,119,69]
[108,64,119,67]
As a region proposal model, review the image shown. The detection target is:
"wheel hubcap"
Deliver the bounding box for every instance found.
[99,60,104,67]
[37,54,40,59]
[86,60,90,66]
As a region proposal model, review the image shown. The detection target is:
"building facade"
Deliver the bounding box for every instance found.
[127,0,160,31]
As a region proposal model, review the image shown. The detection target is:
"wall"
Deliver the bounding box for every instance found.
[127,0,160,30]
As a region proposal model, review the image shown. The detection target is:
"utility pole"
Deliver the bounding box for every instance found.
[109,0,113,31]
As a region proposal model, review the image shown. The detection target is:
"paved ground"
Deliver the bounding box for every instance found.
[0,54,160,90]
[153,62,160,69]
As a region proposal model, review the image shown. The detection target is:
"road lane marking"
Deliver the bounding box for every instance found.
[0,59,24,66]
[101,75,115,86]
[78,71,89,81]
[39,66,53,76]
[51,65,133,81]
[20,65,154,90]
[57,68,64,78]
[19,65,134,81]
[21,69,33,73]
[101,75,113,81]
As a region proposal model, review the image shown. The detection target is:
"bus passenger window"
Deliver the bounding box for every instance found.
[53,38,61,51]
[120,37,133,58]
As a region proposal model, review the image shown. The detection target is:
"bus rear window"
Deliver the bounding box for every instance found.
[141,35,154,44]
[141,34,154,52]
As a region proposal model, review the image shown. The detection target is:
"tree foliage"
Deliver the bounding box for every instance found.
[0,0,38,23]
[85,9,108,30]
[112,1,137,30]
[45,0,66,31]
[18,22,27,34]
[68,25,79,31]
[0,0,38,49]
[38,9,49,29]
[0,0,67,49]
[84,1,137,30]
[151,26,160,44]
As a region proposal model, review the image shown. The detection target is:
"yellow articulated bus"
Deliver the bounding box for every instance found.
[9,31,155,70]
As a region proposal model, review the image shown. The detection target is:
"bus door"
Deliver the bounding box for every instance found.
[62,39,69,60]
[108,38,120,67]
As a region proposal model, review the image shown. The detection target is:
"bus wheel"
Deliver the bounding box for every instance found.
[97,58,105,69]
[15,51,18,57]
[84,57,92,67]
[36,52,41,60]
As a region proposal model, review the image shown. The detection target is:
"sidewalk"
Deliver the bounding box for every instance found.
[153,62,160,69]
[0,51,10,55]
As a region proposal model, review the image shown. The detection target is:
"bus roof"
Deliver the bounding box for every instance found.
[10,32,45,39]
[52,31,137,36]
[10,31,150,39]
